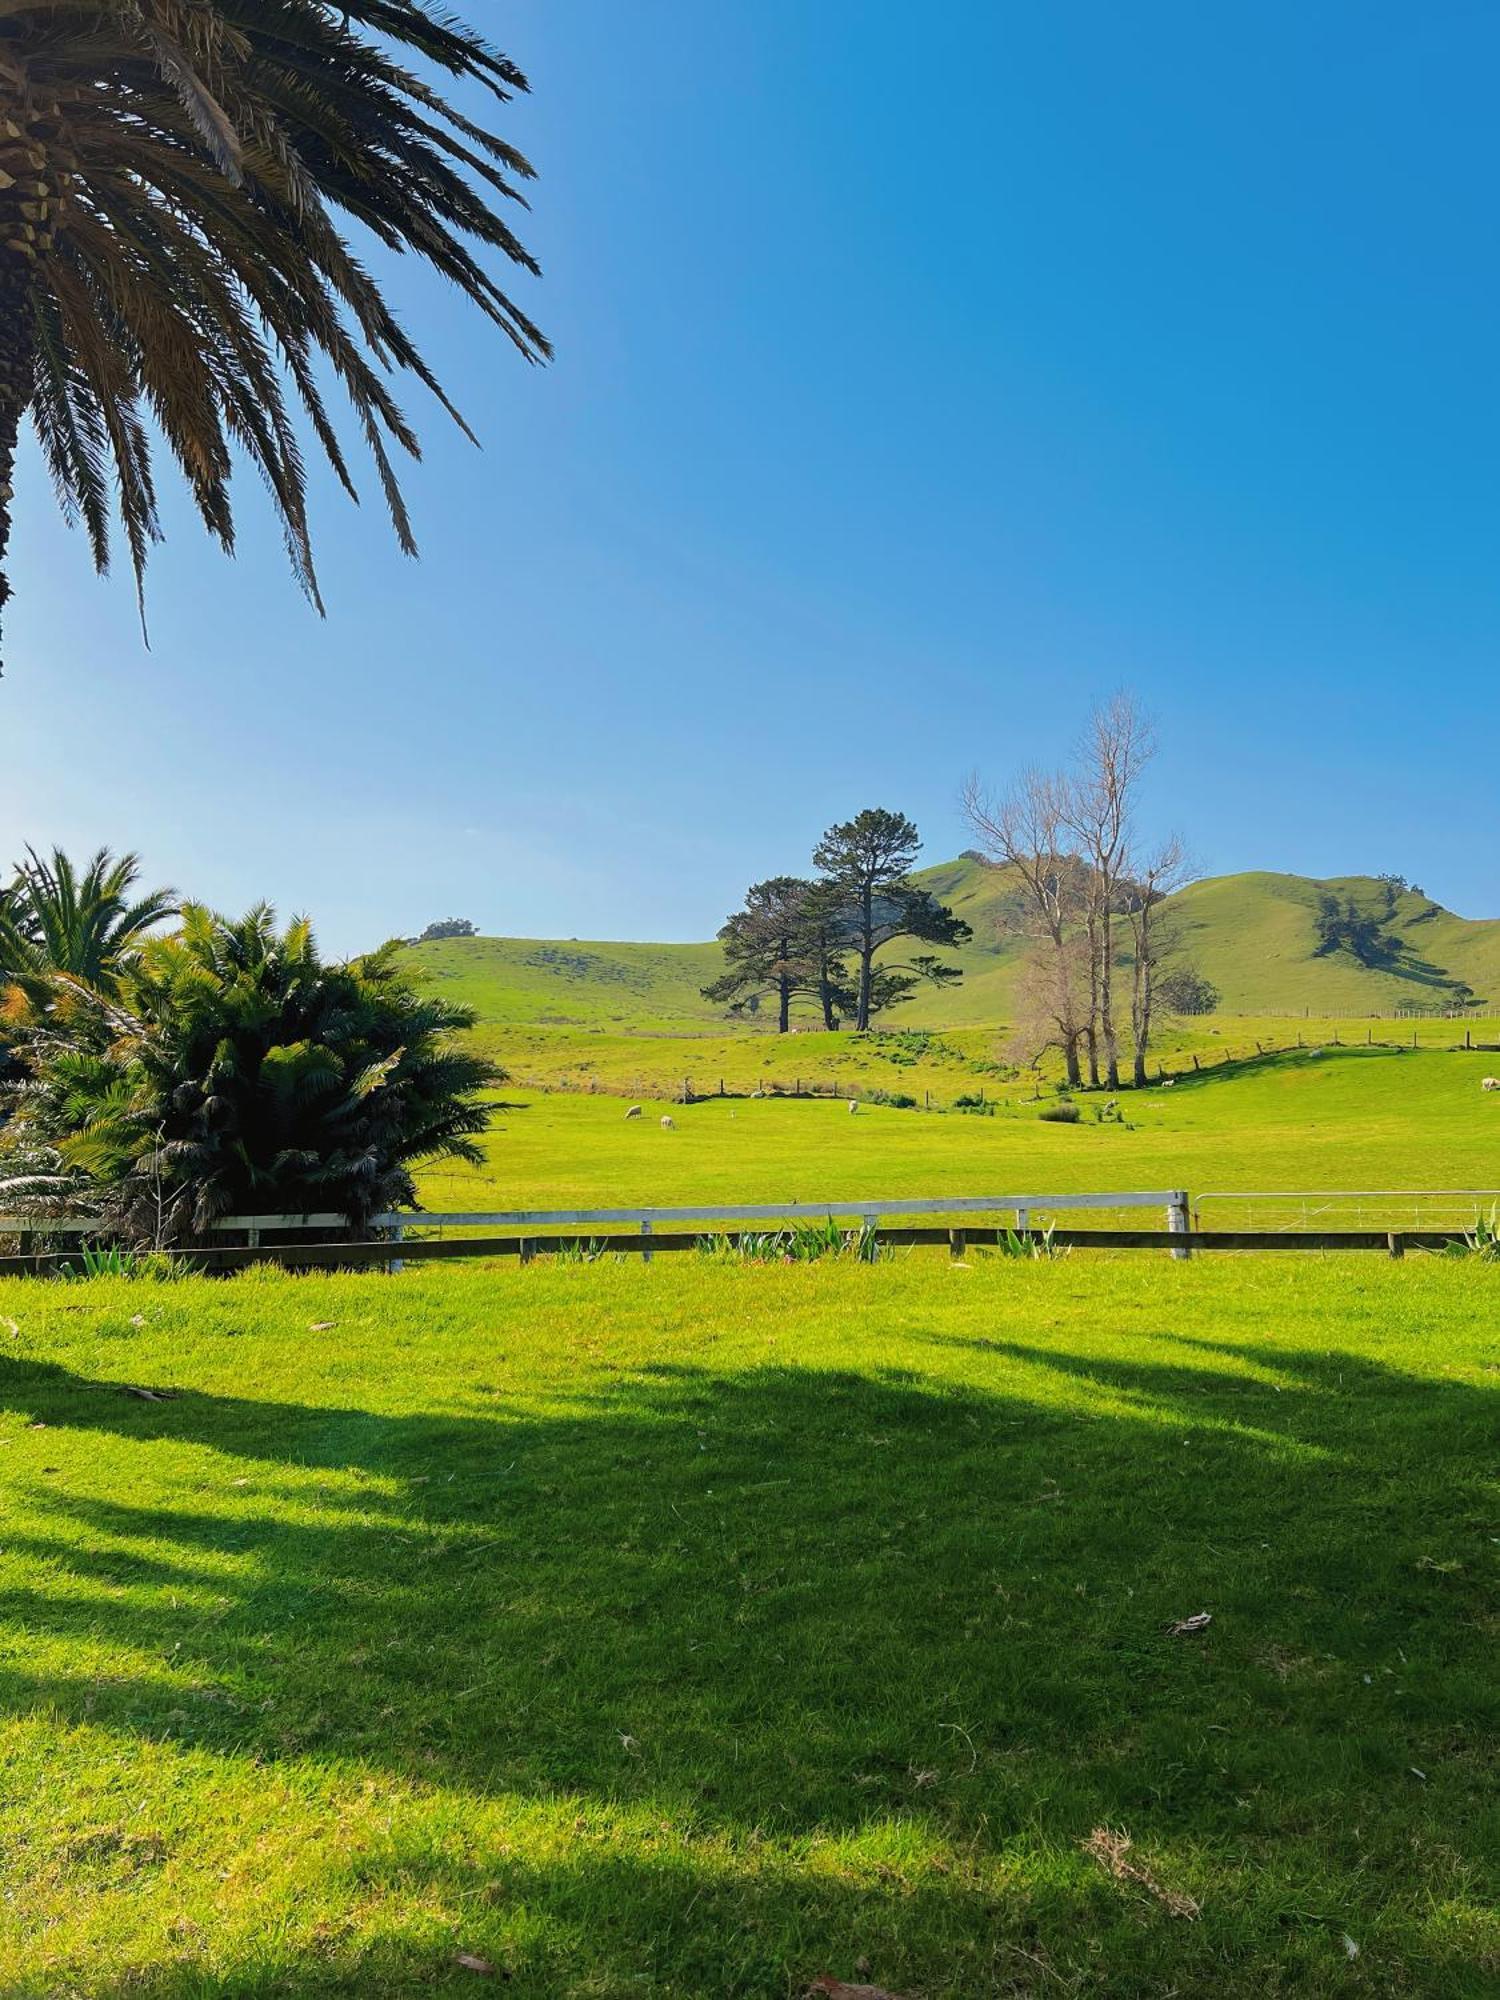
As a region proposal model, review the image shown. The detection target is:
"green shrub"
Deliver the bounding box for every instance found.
[1038,1102,1081,1124]
[952,1091,993,1116]
[865,1088,918,1109]
[1,904,498,1245]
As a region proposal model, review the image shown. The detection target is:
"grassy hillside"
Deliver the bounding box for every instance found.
[404,934,725,1030]
[398,861,1500,1031]
[2,1259,1494,1995]
[1168,871,1500,1013]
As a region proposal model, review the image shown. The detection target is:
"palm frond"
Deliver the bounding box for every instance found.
[0,0,547,656]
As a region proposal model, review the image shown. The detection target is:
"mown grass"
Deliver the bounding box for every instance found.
[419,1046,1500,1225]
[0,1257,1494,1996]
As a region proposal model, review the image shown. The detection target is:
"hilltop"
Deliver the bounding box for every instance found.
[399,861,1499,1031]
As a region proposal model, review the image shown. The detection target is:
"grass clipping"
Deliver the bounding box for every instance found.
[1082,1826,1201,1918]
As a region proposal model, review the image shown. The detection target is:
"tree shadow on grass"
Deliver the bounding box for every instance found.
[0,1336,1495,1996]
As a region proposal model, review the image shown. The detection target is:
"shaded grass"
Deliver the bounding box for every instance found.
[0,1258,1494,1995]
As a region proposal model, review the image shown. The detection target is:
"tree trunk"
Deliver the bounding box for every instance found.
[1100,909,1120,1089]
[819,960,838,1030]
[777,972,791,1034]
[0,252,34,665]
[1063,1035,1081,1089]
[1085,913,1101,1085]
[856,886,873,1031]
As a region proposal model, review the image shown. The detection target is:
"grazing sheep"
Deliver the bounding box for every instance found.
[1483,1078,1500,1092]
[848,1099,858,1114]
[624,1104,642,1119]
[749,1089,764,1099]
[1160,1077,1176,1088]
[660,1115,675,1130]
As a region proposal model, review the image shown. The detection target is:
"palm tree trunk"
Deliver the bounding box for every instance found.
[0,252,34,663]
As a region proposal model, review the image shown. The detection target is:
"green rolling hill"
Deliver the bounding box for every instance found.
[399,860,1499,1031]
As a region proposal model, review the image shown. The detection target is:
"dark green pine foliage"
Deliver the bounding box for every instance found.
[812,808,970,1030]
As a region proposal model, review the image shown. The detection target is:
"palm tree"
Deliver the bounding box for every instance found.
[0,901,496,1240]
[0,2,548,657]
[0,845,177,993]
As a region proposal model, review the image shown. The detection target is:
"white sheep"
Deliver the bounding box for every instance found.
[1482,1077,1500,1092]
[624,1104,642,1119]
[660,1114,675,1130]
[1160,1077,1176,1088]
[848,1099,858,1114]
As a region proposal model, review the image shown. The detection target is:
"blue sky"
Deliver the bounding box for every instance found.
[7,0,1500,952]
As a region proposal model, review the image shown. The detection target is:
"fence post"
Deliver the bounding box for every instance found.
[389,1219,405,1276]
[519,1237,536,1265]
[1387,1231,1405,1259]
[949,1227,966,1261]
[1015,1205,1030,1233]
[640,1219,652,1265]
[1167,1192,1191,1260]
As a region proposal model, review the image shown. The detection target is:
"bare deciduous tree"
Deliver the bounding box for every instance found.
[966,692,1186,1090]
[961,767,1090,1087]
[1064,693,1156,1091]
[1123,834,1192,1087]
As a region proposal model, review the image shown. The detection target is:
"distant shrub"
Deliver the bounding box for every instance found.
[952,1091,993,1116]
[866,1088,918,1109]
[1157,966,1220,1015]
[419,918,477,942]
[1038,1102,1081,1124]
[866,1031,939,1068]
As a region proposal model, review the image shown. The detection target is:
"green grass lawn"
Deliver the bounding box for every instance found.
[457,1014,1500,1103]
[417,1046,1500,1229]
[0,1258,1494,1996]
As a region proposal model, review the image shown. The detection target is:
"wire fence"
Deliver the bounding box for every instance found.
[500,1023,1500,1110]
[1194,1189,1500,1232]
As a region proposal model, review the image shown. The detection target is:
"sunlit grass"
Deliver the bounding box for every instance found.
[0,1257,1494,1995]
[417,1045,1500,1225]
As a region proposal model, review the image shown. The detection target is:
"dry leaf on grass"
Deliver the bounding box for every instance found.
[1166,1611,1212,1636]
[1081,1825,1200,1918]
[808,1979,912,1999]
[309,1321,337,1332]
[123,1386,179,1402]
[453,1952,499,1975]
